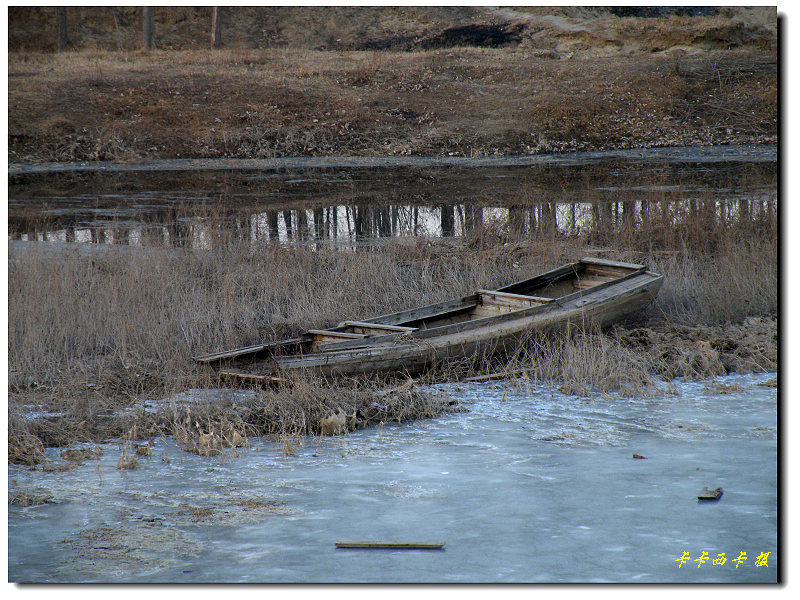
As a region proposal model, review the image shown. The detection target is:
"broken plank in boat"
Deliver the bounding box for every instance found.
[217,369,290,387]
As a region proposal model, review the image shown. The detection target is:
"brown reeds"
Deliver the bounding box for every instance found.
[8,192,777,464]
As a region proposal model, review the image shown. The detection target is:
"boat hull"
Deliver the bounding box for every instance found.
[268,268,662,377]
[198,258,665,381]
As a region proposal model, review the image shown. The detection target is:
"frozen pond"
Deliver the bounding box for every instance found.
[8,372,778,583]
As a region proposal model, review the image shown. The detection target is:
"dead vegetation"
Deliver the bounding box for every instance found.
[7,7,776,54]
[8,7,777,162]
[8,195,777,465]
[6,6,778,464]
[8,488,56,506]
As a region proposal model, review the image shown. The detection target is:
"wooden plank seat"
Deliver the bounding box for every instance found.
[476,290,554,304]
[572,274,617,290]
[473,289,554,318]
[339,321,417,336]
[307,329,365,351]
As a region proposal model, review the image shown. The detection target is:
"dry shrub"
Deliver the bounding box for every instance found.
[116,454,139,470]
[8,424,46,466]
[8,489,56,506]
[647,232,776,326]
[152,376,457,457]
[233,377,456,437]
[507,329,663,395]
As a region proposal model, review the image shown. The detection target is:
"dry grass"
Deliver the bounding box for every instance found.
[8,198,777,464]
[7,239,526,394]
[7,5,778,461]
[9,7,776,163]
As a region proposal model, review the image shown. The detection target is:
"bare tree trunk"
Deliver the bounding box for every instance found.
[211,7,223,49]
[56,7,68,52]
[111,8,124,52]
[142,7,155,50]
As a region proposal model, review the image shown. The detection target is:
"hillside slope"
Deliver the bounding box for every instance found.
[8,6,777,162]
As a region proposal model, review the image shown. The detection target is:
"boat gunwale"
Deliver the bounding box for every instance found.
[270,271,665,370]
[193,258,656,365]
[309,267,657,354]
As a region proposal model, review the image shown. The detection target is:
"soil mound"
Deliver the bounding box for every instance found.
[608,7,718,19]
[416,23,524,50]
[355,23,525,51]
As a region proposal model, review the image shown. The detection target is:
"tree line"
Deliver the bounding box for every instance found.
[55,6,224,52]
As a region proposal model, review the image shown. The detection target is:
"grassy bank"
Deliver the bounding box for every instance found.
[8,207,777,464]
[9,7,777,162]
[7,6,778,465]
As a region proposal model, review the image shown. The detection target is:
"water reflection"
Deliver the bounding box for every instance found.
[8,155,777,250]
[11,197,777,251]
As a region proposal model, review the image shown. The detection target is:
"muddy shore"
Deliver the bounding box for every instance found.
[8,143,777,176]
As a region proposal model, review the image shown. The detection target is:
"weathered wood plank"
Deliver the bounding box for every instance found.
[476,289,554,303]
[556,268,652,304]
[340,321,417,334]
[471,304,513,318]
[579,256,646,270]
[193,337,308,363]
[496,262,583,295]
[193,344,272,362]
[334,541,445,550]
[363,295,479,326]
[218,370,290,386]
[307,330,364,339]
[572,275,616,290]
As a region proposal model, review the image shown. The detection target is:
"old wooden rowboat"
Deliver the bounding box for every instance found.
[194,257,663,382]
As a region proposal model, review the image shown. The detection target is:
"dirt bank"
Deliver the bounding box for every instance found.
[612,317,778,381]
[8,7,777,163]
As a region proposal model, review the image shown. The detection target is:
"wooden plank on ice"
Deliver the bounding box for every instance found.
[335,541,445,550]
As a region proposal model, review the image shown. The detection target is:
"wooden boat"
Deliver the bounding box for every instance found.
[194,257,663,382]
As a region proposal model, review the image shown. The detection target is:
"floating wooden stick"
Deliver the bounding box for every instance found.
[335,541,445,550]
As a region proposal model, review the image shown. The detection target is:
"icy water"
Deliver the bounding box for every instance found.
[8,372,778,583]
[8,145,776,249]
